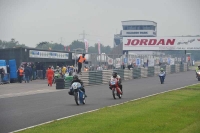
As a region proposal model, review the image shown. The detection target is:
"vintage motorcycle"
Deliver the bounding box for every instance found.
[71,82,86,105]
[196,70,200,81]
[159,72,166,84]
[110,78,122,99]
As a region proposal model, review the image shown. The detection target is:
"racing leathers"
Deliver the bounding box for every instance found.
[109,75,123,93]
[68,79,87,96]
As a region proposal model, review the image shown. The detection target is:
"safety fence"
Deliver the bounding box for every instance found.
[75,53,186,71]
[62,63,189,89]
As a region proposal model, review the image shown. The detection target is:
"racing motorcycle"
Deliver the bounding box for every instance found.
[110,78,122,99]
[159,72,166,84]
[71,82,86,105]
[196,70,200,81]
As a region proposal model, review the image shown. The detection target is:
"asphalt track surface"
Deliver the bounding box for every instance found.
[0,71,198,133]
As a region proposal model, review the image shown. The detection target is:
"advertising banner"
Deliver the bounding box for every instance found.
[29,50,69,59]
[123,37,200,50]
[84,39,89,53]
[170,58,175,65]
[115,58,121,68]
[128,58,132,64]
[108,57,113,65]
[148,58,155,66]
[136,58,141,66]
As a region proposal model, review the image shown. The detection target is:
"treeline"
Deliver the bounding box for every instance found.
[0,38,27,48]
[0,39,113,54]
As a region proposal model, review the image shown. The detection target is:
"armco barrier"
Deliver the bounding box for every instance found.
[63,63,189,88]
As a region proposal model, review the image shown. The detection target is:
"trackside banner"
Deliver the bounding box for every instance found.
[123,37,200,50]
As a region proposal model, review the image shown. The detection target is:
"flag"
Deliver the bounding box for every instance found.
[98,40,101,54]
[68,46,70,52]
[84,39,89,53]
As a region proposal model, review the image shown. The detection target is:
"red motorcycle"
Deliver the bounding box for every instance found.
[110,78,122,99]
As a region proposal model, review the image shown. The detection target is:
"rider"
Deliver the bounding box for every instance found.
[196,65,200,77]
[160,67,166,78]
[68,75,87,97]
[109,72,123,94]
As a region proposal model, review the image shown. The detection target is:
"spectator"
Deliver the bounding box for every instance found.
[0,68,5,82]
[24,65,31,83]
[46,66,54,87]
[17,67,24,83]
[77,54,86,75]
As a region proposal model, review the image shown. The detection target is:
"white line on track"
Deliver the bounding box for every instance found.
[11,83,200,133]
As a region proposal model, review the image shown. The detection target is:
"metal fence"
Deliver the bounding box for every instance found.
[78,53,185,72]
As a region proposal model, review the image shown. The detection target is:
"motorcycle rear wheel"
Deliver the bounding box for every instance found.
[82,94,86,104]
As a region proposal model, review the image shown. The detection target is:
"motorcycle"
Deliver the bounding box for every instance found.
[110,78,122,99]
[159,72,165,84]
[71,82,86,105]
[196,70,200,81]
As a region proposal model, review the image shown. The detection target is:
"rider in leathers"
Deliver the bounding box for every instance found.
[109,72,123,94]
[68,75,87,97]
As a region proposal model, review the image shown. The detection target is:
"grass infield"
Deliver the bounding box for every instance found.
[18,84,200,133]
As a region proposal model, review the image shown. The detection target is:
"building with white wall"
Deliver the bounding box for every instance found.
[114,20,157,47]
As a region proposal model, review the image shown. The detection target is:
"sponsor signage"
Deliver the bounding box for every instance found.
[123,37,200,50]
[29,50,69,59]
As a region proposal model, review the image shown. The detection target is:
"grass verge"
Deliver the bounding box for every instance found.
[18,84,200,133]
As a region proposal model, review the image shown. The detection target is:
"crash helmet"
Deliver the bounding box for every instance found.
[160,68,164,72]
[112,72,117,78]
[73,75,78,80]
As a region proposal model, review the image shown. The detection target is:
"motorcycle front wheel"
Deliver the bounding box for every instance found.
[112,89,116,99]
[74,92,80,105]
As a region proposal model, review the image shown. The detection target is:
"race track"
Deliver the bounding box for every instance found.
[0,71,198,133]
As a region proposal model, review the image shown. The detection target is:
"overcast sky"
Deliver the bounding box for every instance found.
[0,0,199,48]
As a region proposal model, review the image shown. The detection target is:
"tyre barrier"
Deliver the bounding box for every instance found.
[59,63,188,89]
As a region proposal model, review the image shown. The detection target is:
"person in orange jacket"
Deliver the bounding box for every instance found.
[77,53,86,74]
[46,66,54,86]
